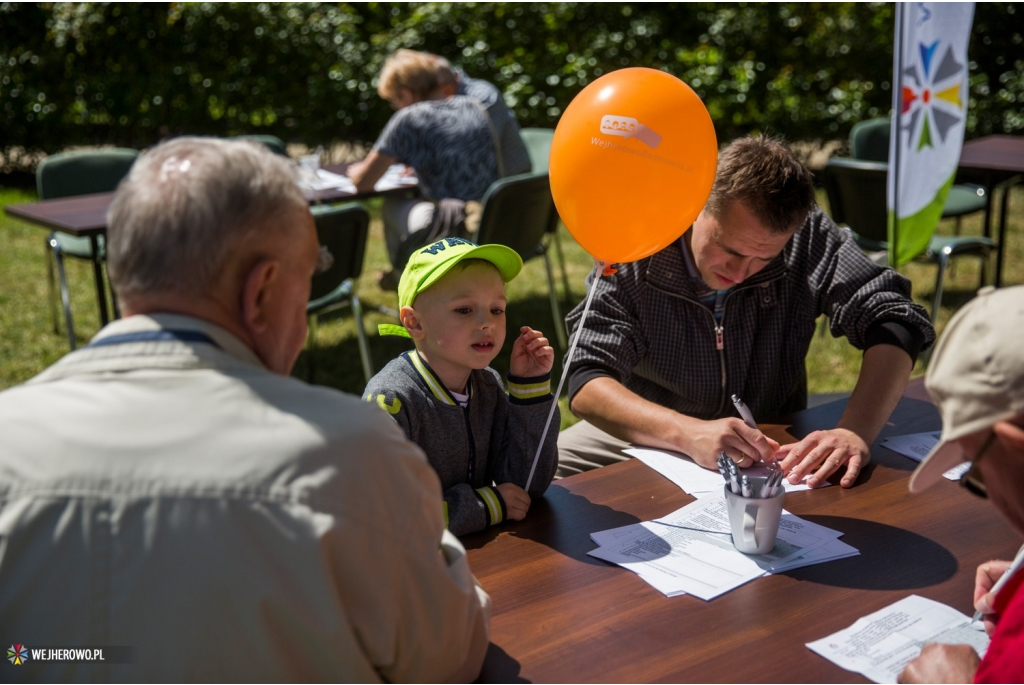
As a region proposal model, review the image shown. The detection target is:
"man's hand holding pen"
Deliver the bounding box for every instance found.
[730,393,868,488]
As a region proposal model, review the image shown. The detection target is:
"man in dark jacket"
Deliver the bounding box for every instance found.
[559,136,935,489]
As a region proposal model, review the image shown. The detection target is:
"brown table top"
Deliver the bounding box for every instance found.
[959,135,1024,175]
[3,162,417,237]
[465,381,1019,683]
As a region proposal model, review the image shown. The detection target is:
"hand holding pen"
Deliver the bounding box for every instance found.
[973,545,1024,632]
[730,394,783,470]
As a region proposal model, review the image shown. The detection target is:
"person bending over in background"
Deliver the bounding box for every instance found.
[432,52,533,177]
[348,49,499,288]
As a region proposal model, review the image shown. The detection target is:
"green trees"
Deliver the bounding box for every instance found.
[1,2,1020,169]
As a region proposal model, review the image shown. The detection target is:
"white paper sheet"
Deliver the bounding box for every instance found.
[297,164,417,193]
[806,595,988,684]
[880,432,969,480]
[625,447,828,494]
[298,169,356,192]
[374,164,419,191]
[587,496,847,600]
[880,431,941,462]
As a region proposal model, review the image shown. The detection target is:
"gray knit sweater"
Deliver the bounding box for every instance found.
[364,351,559,536]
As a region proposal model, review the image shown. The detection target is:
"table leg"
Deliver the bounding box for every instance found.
[90,235,110,325]
[981,186,994,284]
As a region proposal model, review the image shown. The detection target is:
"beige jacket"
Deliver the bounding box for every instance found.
[0,314,489,682]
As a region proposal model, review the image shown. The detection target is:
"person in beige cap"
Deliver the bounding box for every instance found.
[899,286,1024,684]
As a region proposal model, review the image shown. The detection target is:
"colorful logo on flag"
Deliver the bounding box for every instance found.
[7,643,29,665]
[900,39,965,152]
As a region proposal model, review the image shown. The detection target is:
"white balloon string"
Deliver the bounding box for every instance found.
[525,260,607,492]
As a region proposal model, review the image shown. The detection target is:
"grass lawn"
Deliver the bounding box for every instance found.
[2,183,1021,431]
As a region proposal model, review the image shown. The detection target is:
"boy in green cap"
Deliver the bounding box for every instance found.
[365,237,560,536]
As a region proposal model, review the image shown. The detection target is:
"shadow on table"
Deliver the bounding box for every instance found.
[781,515,958,589]
[462,485,643,565]
[476,642,529,684]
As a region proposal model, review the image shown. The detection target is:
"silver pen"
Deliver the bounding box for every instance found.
[731,394,757,429]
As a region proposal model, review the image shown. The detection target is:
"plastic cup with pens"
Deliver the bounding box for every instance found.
[718,451,786,554]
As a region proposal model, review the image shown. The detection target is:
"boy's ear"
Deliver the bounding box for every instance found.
[400,305,425,340]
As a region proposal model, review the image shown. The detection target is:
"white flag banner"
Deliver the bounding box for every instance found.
[888,2,975,265]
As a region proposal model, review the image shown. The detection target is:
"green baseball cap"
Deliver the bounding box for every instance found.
[378,237,523,338]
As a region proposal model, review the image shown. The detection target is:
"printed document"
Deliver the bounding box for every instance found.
[297,164,417,193]
[625,447,827,494]
[806,595,989,684]
[587,496,851,600]
[879,432,970,480]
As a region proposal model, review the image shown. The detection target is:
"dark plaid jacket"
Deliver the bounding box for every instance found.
[565,206,936,422]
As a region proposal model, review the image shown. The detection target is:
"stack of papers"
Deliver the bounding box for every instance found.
[624,447,828,495]
[807,595,988,683]
[375,164,420,191]
[880,432,970,480]
[297,164,418,193]
[588,495,858,600]
[298,168,355,192]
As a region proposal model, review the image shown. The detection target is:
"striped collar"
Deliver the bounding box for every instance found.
[403,351,470,407]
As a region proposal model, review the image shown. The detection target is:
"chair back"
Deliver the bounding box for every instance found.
[821,158,890,250]
[519,128,555,173]
[849,117,891,162]
[36,148,140,200]
[309,204,370,305]
[475,173,559,259]
[232,135,288,156]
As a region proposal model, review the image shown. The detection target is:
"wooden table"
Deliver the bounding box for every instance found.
[3,163,416,326]
[958,135,1024,287]
[464,381,1019,683]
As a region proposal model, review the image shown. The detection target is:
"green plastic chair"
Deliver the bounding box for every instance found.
[307,203,373,384]
[474,172,568,350]
[518,127,573,305]
[822,157,994,320]
[850,117,988,231]
[520,128,554,173]
[36,148,140,349]
[231,134,288,156]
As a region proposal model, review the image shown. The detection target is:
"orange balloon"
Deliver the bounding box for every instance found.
[550,68,717,264]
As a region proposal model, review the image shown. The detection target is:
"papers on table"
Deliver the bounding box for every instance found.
[806,595,989,684]
[625,447,828,495]
[880,431,969,481]
[299,168,356,192]
[374,164,420,191]
[588,495,858,600]
[296,164,418,193]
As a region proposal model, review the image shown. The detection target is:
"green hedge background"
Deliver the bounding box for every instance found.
[1,2,1021,169]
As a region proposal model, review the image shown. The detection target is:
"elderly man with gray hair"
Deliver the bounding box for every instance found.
[0,137,490,682]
